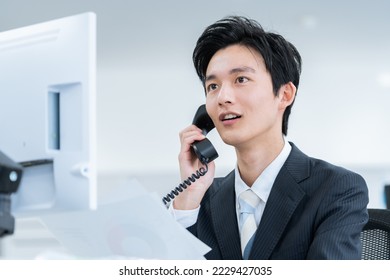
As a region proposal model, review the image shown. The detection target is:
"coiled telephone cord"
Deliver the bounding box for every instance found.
[162,162,208,206]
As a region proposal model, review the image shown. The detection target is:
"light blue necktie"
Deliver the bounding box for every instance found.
[239,189,260,259]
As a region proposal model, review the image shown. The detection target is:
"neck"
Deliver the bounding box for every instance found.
[235,135,285,187]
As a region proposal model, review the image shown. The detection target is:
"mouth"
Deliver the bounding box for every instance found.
[220,113,242,122]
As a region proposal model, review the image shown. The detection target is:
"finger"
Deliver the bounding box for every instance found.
[179,126,205,147]
[180,132,205,154]
[179,125,203,139]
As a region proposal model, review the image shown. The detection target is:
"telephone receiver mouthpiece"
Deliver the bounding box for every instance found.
[192,138,219,164]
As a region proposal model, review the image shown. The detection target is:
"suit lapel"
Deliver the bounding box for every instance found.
[209,171,242,259]
[250,143,309,259]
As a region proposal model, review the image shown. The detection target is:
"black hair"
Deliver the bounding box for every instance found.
[192,16,302,135]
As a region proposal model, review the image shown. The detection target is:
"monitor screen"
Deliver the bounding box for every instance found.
[0,12,97,215]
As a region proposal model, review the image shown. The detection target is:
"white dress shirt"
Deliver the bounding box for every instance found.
[170,141,292,228]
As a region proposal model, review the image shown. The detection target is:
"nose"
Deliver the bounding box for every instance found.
[217,84,234,105]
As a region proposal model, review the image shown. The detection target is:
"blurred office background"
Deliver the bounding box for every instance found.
[0,0,389,258]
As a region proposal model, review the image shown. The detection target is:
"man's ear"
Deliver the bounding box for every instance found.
[278,82,296,110]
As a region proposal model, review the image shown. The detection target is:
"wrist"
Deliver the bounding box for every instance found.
[173,193,202,210]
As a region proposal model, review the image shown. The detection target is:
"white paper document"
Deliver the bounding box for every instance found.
[39,178,210,259]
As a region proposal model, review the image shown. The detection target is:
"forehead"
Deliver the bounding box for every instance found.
[206,44,265,76]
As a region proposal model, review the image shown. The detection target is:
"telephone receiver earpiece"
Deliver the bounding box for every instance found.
[191,104,219,164]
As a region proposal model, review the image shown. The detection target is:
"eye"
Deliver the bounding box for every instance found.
[206,83,218,93]
[236,76,249,84]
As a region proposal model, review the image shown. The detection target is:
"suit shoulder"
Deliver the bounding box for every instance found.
[287,143,367,193]
[309,156,365,182]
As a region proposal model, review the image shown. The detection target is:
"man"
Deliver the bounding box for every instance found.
[170,16,369,260]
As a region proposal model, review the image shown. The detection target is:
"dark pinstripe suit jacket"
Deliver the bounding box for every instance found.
[188,143,369,260]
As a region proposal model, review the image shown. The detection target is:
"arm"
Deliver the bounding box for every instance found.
[173,125,215,210]
[168,203,200,228]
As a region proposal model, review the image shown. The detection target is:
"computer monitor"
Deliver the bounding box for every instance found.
[0,12,97,215]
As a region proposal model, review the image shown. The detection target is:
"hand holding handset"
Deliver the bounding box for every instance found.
[162,104,219,206]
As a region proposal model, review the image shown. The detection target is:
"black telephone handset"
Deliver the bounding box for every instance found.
[191,104,219,164]
[162,105,219,206]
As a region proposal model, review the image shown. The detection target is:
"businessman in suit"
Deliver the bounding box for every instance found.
[170,16,369,259]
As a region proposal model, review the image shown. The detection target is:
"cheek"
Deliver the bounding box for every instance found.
[205,101,217,123]
[245,94,279,118]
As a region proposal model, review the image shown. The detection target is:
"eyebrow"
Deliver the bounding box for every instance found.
[205,66,256,82]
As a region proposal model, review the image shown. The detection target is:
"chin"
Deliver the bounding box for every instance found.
[220,134,243,147]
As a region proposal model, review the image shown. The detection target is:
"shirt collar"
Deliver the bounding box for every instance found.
[235,141,292,203]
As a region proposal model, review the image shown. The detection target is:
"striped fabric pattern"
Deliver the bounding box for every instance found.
[239,189,261,259]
